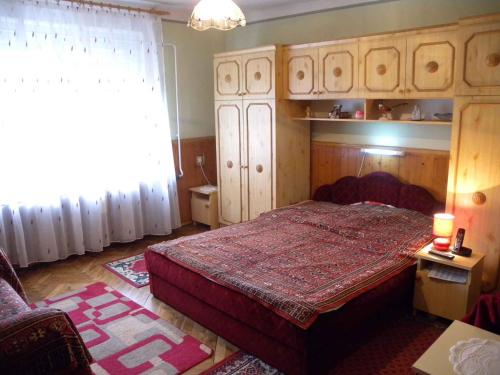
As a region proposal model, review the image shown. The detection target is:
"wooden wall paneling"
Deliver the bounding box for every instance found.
[310,142,449,203]
[172,137,217,225]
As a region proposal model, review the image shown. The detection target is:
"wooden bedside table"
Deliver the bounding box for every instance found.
[190,185,219,230]
[412,320,500,375]
[413,243,484,320]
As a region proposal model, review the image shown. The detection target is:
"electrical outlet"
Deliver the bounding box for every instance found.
[195,155,205,167]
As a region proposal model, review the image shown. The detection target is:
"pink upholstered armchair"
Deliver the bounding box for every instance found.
[0,248,92,374]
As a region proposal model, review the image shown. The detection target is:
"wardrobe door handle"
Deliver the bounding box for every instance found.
[227,160,233,168]
[256,164,263,173]
[486,53,500,67]
[472,192,486,205]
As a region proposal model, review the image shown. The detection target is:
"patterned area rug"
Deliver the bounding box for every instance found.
[33,282,211,374]
[202,316,445,375]
[104,254,149,288]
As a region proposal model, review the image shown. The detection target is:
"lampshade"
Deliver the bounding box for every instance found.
[188,0,246,31]
[433,213,455,237]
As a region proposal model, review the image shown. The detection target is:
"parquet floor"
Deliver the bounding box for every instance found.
[17,224,238,374]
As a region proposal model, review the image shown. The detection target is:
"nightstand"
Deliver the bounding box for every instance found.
[190,185,219,230]
[413,243,484,320]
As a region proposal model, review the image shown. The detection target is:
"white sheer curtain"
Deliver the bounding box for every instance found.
[0,0,180,267]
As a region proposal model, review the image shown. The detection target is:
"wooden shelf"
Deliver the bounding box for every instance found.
[293,117,452,126]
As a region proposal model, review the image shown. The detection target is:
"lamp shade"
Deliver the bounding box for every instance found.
[433,213,455,237]
[188,0,246,31]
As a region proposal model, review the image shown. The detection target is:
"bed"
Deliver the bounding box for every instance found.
[145,172,444,374]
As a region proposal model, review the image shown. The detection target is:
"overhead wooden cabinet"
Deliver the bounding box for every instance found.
[359,36,406,98]
[318,40,359,99]
[214,49,276,100]
[283,46,318,100]
[446,96,500,291]
[456,15,500,96]
[406,30,457,98]
[284,41,359,100]
[215,46,310,226]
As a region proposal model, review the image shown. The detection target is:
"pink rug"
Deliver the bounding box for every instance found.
[33,282,212,374]
[104,254,149,288]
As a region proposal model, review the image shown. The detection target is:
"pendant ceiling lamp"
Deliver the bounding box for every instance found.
[188,0,246,31]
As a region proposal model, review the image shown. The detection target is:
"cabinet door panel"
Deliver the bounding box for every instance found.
[319,42,358,98]
[216,101,243,224]
[359,38,406,98]
[406,31,456,98]
[283,47,318,99]
[447,97,500,290]
[245,100,274,220]
[242,51,275,99]
[214,57,241,100]
[456,19,500,95]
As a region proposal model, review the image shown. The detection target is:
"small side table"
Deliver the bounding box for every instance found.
[412,320,500,375]
[413,243,484,320]
[190,185,219,230]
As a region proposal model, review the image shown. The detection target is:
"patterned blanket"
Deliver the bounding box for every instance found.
[149,202,433,328]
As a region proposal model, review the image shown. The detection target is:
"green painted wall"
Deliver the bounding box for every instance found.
[225,0,500,50]
[163,0,500,147]
[162,21,225,140]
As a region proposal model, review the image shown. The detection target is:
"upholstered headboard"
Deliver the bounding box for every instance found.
[313,172,444,216]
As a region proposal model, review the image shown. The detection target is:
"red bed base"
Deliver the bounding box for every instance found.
[146,250,416,375]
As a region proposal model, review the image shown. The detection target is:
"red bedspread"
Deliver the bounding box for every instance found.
[149,201,432,328]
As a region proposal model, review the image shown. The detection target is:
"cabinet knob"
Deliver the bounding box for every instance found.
[406,88,412,93]
[376,64,387,75]
[226,160,233,168]
[398,89,404,94]
[333,67,342,77]
[425,61,439,73]
[254,71,262,81]
[486,53,500,67]
[472,191,487,205]
[256,164,263,173]
[296,70,305,80]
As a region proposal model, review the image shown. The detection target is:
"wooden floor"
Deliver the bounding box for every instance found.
[18,224,238,374]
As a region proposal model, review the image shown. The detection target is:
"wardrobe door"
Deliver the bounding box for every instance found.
[216,101,243,224]
[447,97,500,291]
[244,100,274,220]
[406,31,456,98]
[318,41,358,98]
[241,51,275,99]
[456,17,500,96]
[359,37,406,98]
[214,56,242,100]
[283,47,319,99]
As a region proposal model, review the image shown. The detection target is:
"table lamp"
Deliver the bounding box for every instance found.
[433,213,455,251]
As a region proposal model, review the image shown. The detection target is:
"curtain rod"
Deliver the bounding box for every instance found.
[67,0,170,16]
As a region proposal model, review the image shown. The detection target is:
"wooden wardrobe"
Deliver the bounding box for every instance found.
[447,13,500,291]
[214,46,310,226]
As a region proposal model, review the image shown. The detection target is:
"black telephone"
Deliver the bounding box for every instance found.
[452,228,472,256]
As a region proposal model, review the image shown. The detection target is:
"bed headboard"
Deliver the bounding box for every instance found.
[313,172,444,216]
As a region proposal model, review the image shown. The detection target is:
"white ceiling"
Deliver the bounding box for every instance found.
[120,0,384,23]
